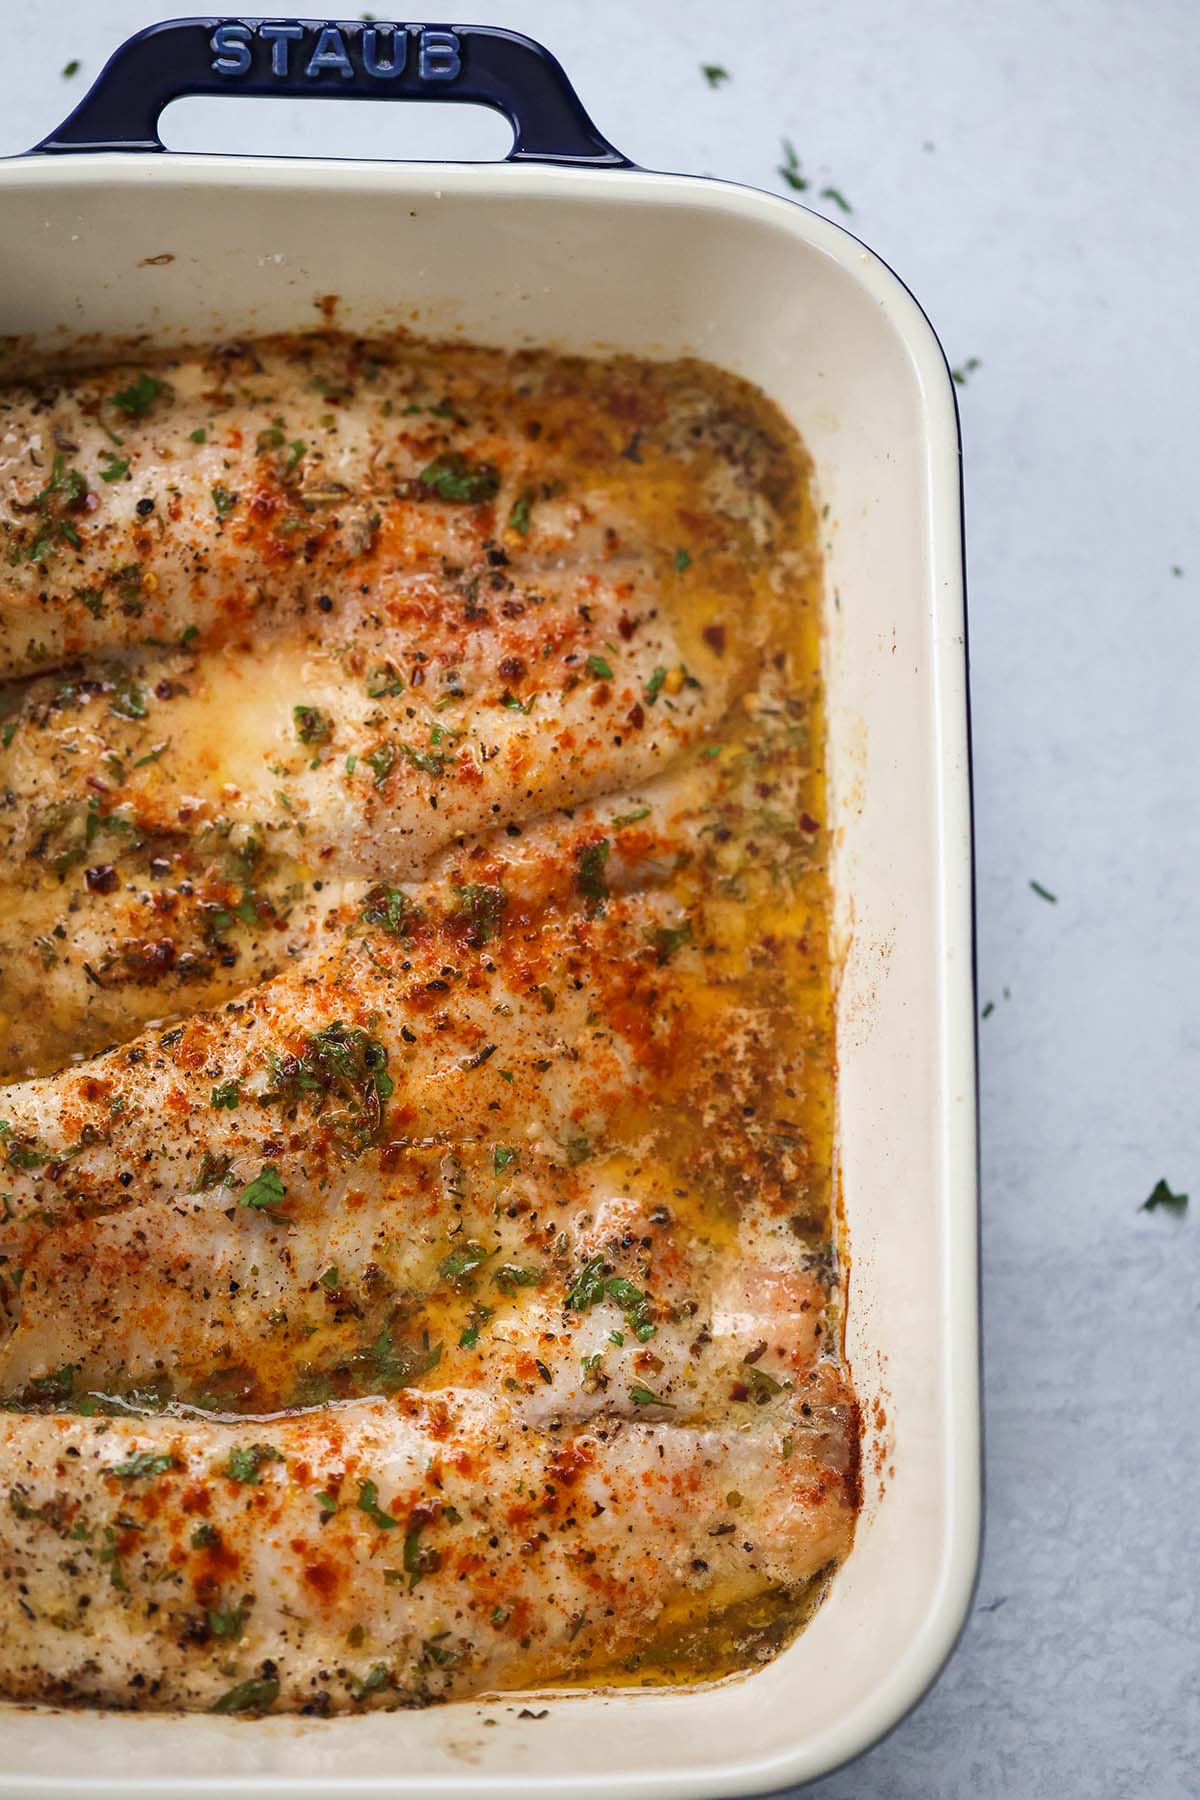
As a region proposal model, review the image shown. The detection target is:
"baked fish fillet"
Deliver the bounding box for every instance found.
[0,1386,856,1713]
[0,335,787,679]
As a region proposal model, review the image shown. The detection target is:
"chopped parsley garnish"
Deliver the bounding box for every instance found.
[98,451,130,483]
[779,138,808,191]
[360,883,416,936]
[191,1151,234,1193]
[1029,879,1057,904]
[575,838,611,916]
[1141,1178,1188,1215]
[353,1664,391,1700]
[366,662,404,698]
[459,1304,493,1349]
[20,454,89,561]
[565,1257,655,1341]
[36,455,87,510]
[585,653,613,680]
[189,426,207,444]
[293,704,331,745]
[701,63,729,87]
[507,489,533,534]
[398,741,443,777]
[421,1632,458,1667]
[450,882,507,946]
[208,1604,247,1639]
[613,805,650,827]
[492,1263,540,1293]
[630,1385,674,1407]
[212,1677,279,1715]
[403,1513,441,1586]
[358,1326,441,1394]
[265,1021,393,1150]
[239,1165,286,1213]
[191,1523,219,1549]
[360,742,395,786]
[652,919,693,963]
[25,1365,76,1405]
[645,666,667,705]
[673,547,692,572]
[109,677,147,720]
[210,1080,240,1110]
[493,1143,520,1174]
[739,1362,785,1404]
[112,372,163,416]
[418,452,500,504]
[357,1478,399,1530]
[224,1443,284,1484]
[565,1135,592,1166]
[107,1450,176,1481]
[211,484,235,518]
[1,723,16,750]
[439,1240,492,1289]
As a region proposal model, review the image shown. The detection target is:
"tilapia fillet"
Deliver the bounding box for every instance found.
[0,1390,856,1713]
[0,332,856,1713]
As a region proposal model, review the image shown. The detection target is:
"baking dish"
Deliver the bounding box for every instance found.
[0,17,979,1796]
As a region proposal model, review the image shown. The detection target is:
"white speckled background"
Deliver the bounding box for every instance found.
[2,3,1198,1793]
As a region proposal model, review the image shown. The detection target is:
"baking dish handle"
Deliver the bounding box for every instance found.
[31,16,630,166]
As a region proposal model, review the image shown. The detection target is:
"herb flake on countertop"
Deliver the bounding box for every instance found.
[951,358,981,386]
[778,138,808,191]
[1140,1178,1188,1216]
[1029,879,1057,904]
[61,60,80,79]
[701,64,729,88]
[820,185,853,213]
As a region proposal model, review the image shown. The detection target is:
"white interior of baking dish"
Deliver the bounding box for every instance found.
[0,156,979,1798]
